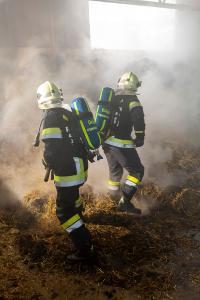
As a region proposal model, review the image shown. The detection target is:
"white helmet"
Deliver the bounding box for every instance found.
[37,81,63,110]
[116,72,142,95]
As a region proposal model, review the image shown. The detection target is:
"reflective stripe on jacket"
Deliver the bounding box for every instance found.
[54,157,87,187]
[42,127,63,140]
[104,136,135,148]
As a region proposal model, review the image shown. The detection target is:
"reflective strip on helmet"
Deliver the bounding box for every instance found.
[75,197,82,208]
[42,127,62,139]
[61,214,84,233]
[105,137,135,148]
[129,101,142,110]
[54,157,87,187]
[108,180,120,190]
[125,175,140,187]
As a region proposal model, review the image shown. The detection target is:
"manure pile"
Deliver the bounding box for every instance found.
[0,144,200,300]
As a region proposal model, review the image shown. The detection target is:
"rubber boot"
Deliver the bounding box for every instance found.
[67,245,96,262]
[67,226,95,262]
[108,189,121,205]
[117,196,141,216]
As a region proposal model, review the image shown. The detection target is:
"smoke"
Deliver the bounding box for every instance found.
[0,1,200,200]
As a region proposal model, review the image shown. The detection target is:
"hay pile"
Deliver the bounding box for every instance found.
[0,143,200,299]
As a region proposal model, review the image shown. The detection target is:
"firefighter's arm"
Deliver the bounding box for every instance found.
[129,101,145,147]
[41,110,68,170]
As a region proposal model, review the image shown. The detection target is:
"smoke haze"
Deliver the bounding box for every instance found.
[0,0,200,198]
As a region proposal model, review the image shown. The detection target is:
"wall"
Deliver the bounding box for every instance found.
[0,0,90,48]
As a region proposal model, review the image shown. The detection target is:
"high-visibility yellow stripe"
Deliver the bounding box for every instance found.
[73,102,95,150]
[100,119,107,131]
[80,120,95,149]
[63,114,68,121]
[79,158,85,176]
[135,131,144,134]
[107,137,133,145]
[99,88,104,101]
[105,136,135,148]
[129,101,142,110]
[54,174,83,182]
[61,214,80,230]
[75,197,82,207]
[108,90,113,102]
[54,170,87,183]
[42,128,62,135]
[99,88,113,102]
[127,175,140,184]
[98,132,102,145]
[108,180,120,186]
[97,113,110,119]
[73,101,80,115]
[95,106,100,121]
[102,108,110,114]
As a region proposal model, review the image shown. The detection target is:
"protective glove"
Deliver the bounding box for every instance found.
[134,137,144,148]
[42,158,54,182]
[87,150,96,163]
[87,150,103,162]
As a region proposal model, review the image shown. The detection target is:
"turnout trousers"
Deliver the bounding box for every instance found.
[103,144,144,201]
[55,186,92,253]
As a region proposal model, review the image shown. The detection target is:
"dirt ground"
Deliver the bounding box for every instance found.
[1,144,200,300]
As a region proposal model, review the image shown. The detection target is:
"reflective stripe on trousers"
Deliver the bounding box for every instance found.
[75,197,82,208]
[61,213,84,233]
[108,180,120,191]
[125,175,140,187]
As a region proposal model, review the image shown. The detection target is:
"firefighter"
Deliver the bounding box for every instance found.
[36,81,94,261]
[102,72,145,215]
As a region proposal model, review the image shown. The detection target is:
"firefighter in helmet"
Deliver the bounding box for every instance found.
[36,81,94,260]
[102,72,145,215]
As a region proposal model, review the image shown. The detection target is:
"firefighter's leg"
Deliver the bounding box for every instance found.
[108,147,144,214]
[121,148,144,197]
[103,144,123,203]
[56,186,93,259]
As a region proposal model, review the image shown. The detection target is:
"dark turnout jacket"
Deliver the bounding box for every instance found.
[41,108,88,187]
[104,95,145,148]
